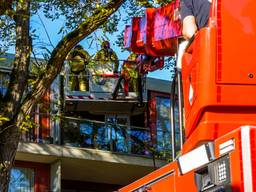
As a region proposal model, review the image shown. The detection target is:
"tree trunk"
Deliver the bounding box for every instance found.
[0,123,20,191]
[0,0,30,191]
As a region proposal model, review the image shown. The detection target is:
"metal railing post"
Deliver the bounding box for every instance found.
[170,71,177,161]
[177,70,184,150]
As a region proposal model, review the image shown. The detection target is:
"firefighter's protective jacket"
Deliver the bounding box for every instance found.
[67,46,90,91]
[122,53,138,80]
[69,48,90,73]
[94,48,119,74]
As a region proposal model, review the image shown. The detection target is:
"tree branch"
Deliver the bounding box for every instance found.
[37,13,54,48]
[0,0,14,17]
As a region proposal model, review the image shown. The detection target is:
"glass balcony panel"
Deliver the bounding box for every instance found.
[130,127,151,156]
[61,118,156,156]
[21,114,173,159]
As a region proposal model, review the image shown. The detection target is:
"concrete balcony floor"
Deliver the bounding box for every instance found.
[16,142,167,186]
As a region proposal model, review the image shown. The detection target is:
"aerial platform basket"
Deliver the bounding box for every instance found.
[62,71,147,115]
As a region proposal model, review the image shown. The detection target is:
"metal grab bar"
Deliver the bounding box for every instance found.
[170,70,177,160]
[170,68,184,161]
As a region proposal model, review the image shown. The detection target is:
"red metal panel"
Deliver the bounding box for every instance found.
[124,17,146,54]
[216,0,256,85]
[124,25,132,49]
[213,127,256,191]
[214,129,243,191]
[152,3,181,54]
[130,17,146,54]
[181,0,256,152]
[181,27,217,141]
[126,3,181,56]
[40,90,50,142]
[136,55,164,74]
[148,91,157,145]
[136,16,146,50]
[145,3,182,56]
[119,163,177,192]
[119,127,255,192]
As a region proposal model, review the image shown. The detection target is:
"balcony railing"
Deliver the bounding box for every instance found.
[21,116,172,159]
[62,70,147,101]
[62,117,154,156]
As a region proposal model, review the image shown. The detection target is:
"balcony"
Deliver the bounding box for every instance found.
[17,115,172,186]
[21,116,172,159]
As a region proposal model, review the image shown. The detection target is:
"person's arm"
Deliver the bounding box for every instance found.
[79,49,90,59]
[111,51,119,73]
[79,49,90,65]
[94,50,101,63]
[180,0,198,40]
[182,15,197,40]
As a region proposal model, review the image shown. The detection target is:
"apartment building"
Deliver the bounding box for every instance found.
[1,53,177,192]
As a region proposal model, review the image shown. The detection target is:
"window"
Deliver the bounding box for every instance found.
[9,167,35,192]
[156,96,171,157]
[156,96,180,158]
[0,73,9,97]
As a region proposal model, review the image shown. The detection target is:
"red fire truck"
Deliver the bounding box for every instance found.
[119,0,256,191]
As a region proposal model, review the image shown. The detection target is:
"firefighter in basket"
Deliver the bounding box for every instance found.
[93,40,119,74]
[121,53,138,94]
[112,53,139,99]
[67,45,90,91]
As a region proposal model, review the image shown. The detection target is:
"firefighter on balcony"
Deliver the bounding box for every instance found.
[94,41,119,74]
[67,45,90,91]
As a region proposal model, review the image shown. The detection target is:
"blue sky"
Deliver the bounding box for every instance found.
[29,7,173,81]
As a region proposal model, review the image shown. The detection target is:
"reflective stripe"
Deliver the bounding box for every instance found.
[219,139,235,156]
[66,95,93,100]
[241,126,253,192]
